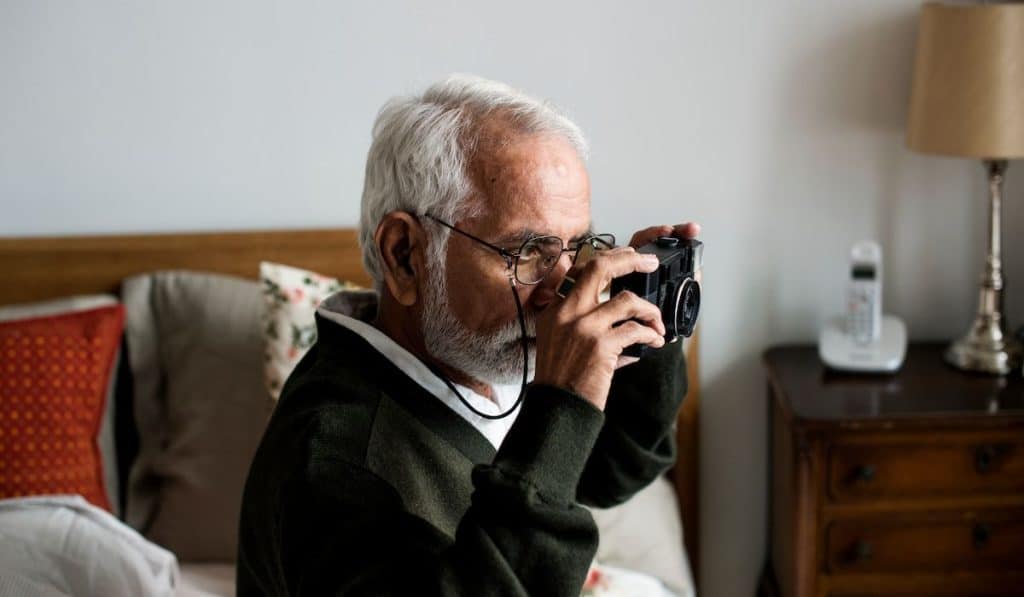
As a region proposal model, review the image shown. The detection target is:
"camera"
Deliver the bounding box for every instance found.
[610,236,703,358]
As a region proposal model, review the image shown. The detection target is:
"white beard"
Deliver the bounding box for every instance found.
[420,259,536,387]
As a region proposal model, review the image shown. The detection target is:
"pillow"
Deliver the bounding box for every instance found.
[0,295,127,517]
[259,261,360,400]
[0,303,124,512]
[122,271,273,561]
[589,476,695,596]
[0,494,179,596]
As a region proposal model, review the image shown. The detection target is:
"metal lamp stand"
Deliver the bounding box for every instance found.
[945,160,1023,375]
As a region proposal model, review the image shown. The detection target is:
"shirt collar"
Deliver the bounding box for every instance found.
[316,291,522,449]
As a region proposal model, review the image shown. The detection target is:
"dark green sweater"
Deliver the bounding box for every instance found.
[237,312,686,596]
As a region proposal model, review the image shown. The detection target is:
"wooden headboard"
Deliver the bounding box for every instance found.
[0,228,700,583]
[0,229,374,303]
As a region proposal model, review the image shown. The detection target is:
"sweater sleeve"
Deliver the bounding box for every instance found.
[575,341,688,508]
[246,385,606,596]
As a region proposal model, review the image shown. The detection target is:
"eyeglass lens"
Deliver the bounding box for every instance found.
[515,234,615,284]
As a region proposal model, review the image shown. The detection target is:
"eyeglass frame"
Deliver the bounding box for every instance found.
[424,215,616,285]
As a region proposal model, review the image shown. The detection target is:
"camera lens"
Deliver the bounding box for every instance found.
[669,278,701,338]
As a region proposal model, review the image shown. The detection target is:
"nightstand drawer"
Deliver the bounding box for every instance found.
[825,512,1024,574]
[827,438,1024,501]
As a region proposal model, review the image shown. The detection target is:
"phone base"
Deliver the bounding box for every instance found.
[819,315,907,373]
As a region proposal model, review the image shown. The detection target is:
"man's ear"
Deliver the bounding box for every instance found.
[375,212,428,307]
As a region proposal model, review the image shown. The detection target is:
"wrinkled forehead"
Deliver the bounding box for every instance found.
[464,132,592,244]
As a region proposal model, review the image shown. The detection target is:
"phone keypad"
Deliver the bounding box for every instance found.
[847,286,876,344]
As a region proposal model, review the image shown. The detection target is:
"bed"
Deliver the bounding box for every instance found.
[0,228,700,596]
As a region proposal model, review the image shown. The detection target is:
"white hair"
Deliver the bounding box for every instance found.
[358,73,589,291]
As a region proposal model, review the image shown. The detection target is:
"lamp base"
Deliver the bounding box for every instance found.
[945,328,1023,375]
[945,159,1022,376]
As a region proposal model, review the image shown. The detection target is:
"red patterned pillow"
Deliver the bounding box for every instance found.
[0,304,124,511]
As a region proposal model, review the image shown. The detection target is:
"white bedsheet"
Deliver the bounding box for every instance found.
[174,562,675,597]
[0,495,179,597]
[0,495,680,597]
[178,564,235,597]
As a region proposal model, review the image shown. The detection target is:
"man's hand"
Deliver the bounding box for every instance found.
[533,247,666,411]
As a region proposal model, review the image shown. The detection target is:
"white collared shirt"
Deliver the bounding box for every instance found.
[316,307,522,449]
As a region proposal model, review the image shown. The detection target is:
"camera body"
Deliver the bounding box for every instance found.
[610,236,703,358]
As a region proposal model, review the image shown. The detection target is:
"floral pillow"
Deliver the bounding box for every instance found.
[259,262,361,400]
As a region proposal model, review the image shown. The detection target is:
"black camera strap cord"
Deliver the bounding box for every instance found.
[428,277,528,421]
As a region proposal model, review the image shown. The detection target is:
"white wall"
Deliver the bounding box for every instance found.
[3,1,1022,594]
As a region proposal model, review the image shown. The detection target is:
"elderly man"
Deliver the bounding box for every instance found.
[238,75,698,596]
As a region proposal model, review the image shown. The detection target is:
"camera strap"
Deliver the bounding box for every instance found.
[429,277,527,421]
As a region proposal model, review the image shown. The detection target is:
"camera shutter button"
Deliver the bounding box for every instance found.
[656,236,679,248]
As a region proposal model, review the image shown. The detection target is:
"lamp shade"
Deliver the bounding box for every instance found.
[906,2,1024,159]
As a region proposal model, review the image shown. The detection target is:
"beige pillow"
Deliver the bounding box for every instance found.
[259,261,360,400]
[122,271,273,561]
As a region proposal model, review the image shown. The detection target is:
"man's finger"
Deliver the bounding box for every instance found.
[593,290,666,337]
[672,222,701,239]
[565,249,659,306]
[629,225,674,248]
[629,222,702,249]
[609,320,665,353]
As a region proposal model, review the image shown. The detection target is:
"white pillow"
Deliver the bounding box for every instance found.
[259,262,360,399]
[0,495,179,596]
[589,476,695,596]
[0,294,117,323]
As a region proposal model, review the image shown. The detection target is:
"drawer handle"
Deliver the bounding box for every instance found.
[852,464,876,483]
[975,446,996,473]
[973,523,991,549]
[974,443,1013,474]
[849,540,873,563]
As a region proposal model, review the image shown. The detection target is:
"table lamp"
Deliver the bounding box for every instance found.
[906,1,1024,374]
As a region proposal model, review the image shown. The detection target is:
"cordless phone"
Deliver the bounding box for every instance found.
[819,240,907,372]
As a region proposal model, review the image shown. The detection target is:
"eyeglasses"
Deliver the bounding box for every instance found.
[425,215,615,285]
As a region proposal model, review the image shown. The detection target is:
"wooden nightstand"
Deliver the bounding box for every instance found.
[763,343,1024,597]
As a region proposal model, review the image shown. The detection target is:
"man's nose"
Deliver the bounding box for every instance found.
[529,253,574,309]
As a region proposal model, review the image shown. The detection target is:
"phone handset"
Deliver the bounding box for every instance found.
[820,240,906,372]
[846,241,883,345]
